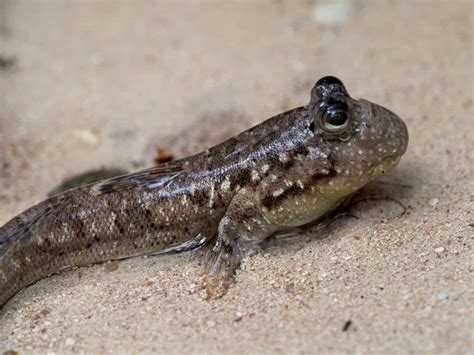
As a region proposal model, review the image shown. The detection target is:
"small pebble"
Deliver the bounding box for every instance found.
[437,290,449,300]
[429,198,439,207]
[434,247,445,254]
[286,283,296,293]
[311,0,355,25]
[64,338,75,347]
[234,311,243,322]
[317,272,327,282]
[74,129,100,146]
[187,283,197,294]
[206,320,216,328]
[104,261,120,272]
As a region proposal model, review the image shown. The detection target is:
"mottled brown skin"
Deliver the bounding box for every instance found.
[0,77,408,308]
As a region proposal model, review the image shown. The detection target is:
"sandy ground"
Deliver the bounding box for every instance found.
[0,0,473,354]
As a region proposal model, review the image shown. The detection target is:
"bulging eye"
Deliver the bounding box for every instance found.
[320,101,350,133]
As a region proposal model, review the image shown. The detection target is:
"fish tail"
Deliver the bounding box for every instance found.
[0,196,61,308]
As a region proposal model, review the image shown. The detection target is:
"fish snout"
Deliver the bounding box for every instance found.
[383,107,409,158]
[363,101,409,159]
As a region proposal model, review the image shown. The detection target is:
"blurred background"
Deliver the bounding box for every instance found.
[0,1,471,202]
[0,1,472,354]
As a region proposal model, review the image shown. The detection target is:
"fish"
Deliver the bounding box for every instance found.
[0,76,408,308]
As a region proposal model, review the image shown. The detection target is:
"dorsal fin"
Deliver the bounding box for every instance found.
[93,165,183,194]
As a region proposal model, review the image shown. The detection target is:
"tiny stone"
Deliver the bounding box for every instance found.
[311,0,355,25]
[286,283,296,293]
[104,261,119,272]
[64,338,75,347]
[206,320,216,328]
[317,272,327,282]
[187,283,196,294]
[234,311,243,322]
[434,247,445,253]
[437,290,449,300]
[74,129,99,146]
[429,198,439,207]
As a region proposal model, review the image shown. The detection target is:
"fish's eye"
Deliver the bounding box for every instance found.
[320,101,350,133]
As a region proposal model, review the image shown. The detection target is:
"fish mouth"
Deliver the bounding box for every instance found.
[368,155,402,179]
[378,155,402,175]
[383,154,402,163]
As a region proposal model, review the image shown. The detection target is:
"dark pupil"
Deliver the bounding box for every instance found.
[324,105,348,126]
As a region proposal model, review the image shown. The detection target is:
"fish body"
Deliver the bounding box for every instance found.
[0,76,408,307]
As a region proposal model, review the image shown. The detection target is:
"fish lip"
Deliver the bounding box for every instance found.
[379,155,402,173]
[383,154,400,160]
[382,154,402,164]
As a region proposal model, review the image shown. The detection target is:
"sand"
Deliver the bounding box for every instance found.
[0,0,473,354]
